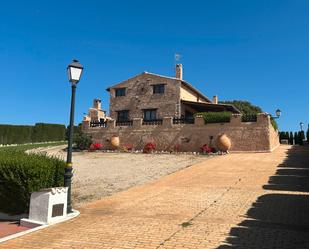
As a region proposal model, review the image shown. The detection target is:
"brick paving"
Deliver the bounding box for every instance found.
[0,222,29,239]
[1,145,309,249]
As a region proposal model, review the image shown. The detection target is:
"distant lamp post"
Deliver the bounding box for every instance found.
[272,109,281,119]
[65,59,83,213]
[300,122,304,131]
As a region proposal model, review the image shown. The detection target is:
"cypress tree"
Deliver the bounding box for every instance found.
[289,132,294,145]
[298,131,303,145]
[279,132,284,143]
[294,132,298,145]
[301,130,305,140]
[285,132,290,142]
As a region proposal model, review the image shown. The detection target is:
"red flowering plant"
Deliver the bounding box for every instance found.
[89,143,103,151]
[200,144,216,154]
[143,142,156,153]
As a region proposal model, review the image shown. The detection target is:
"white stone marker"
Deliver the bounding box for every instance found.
[21,187,68,228]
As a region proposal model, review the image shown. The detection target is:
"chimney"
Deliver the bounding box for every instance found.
[93,99,101,109]
[175,64,183,80]
[212,95,218,104]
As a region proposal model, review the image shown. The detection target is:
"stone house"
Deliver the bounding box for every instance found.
[83,64,279,153]
[104,64,239,123]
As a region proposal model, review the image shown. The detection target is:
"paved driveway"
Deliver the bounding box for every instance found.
[1,145,309,249]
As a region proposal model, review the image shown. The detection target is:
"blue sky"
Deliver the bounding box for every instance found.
[0,0,308,132]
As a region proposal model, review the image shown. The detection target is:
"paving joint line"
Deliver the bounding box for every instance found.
[155,178,242,249]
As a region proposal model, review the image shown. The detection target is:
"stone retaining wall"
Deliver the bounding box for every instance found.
[82,113,279,152]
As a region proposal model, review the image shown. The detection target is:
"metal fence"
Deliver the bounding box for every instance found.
[173,117,194,124]
[89,120,107,127]
[142,119,163,125]
[116,120,133,126]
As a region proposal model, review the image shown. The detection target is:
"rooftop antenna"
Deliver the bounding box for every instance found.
[174,53,182,77]
[175,53,182,64]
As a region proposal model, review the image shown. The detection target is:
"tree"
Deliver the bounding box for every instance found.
[279,132,284,143]
[219,100,263,114]
[307,128,309,144]
[294,132,298,145]
[300,131,305,145]
[285,132,290,142]
[289,132,294,145]
[298,131,304,145]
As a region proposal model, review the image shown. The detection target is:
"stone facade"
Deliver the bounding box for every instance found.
[104,64,227,122]
[88,99,106,122]
[83,113,280,153]
[108,73,182,120]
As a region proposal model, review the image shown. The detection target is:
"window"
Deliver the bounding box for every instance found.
[143,109,157,120]
[153,84,165,94]
[115,88,126,97]
[117,110,129,121]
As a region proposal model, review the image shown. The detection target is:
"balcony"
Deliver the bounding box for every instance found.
[116,120,133,126]
[142,119,163,125]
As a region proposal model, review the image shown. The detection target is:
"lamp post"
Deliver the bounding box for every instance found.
[300,122,304,131]
[65,59,83,213]
[272,109,281,119]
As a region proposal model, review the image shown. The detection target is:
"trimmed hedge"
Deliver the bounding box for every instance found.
[195,112,231,124]
[0,149,65,215]
[0,123,66,145]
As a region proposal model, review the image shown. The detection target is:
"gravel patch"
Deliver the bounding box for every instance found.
[31,146,207,207]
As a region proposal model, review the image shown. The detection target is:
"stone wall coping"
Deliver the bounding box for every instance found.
[83,113,271,130]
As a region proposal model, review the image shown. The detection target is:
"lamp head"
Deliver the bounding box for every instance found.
[67,59,83,83]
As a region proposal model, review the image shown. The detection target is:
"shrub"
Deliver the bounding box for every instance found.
[143,142,156,153]
[89,143,103,151]
[241,114,257,122]
[270,118,278,131]
[195,112,231,124]
[74,132,92,150]
[218,100,262,114]
[201,144,216,154]
[0,123,66,145]
[0,150,65,215]
[31,123,66,143]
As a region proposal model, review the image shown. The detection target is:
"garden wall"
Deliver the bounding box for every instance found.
[82,113,280,153]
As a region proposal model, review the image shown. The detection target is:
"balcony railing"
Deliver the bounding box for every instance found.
[142,119,163,125]
[90,120,107,127]
[116,120,133,126]
[173,117,194,124]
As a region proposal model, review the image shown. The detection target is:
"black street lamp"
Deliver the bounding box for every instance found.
[65,59,83,213]
[271,109,281,119]
[300,122,304,131]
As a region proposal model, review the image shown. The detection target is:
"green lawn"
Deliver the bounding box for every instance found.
[0,141,67,152]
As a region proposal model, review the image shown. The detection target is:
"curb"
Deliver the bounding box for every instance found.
[0,210,80,243]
